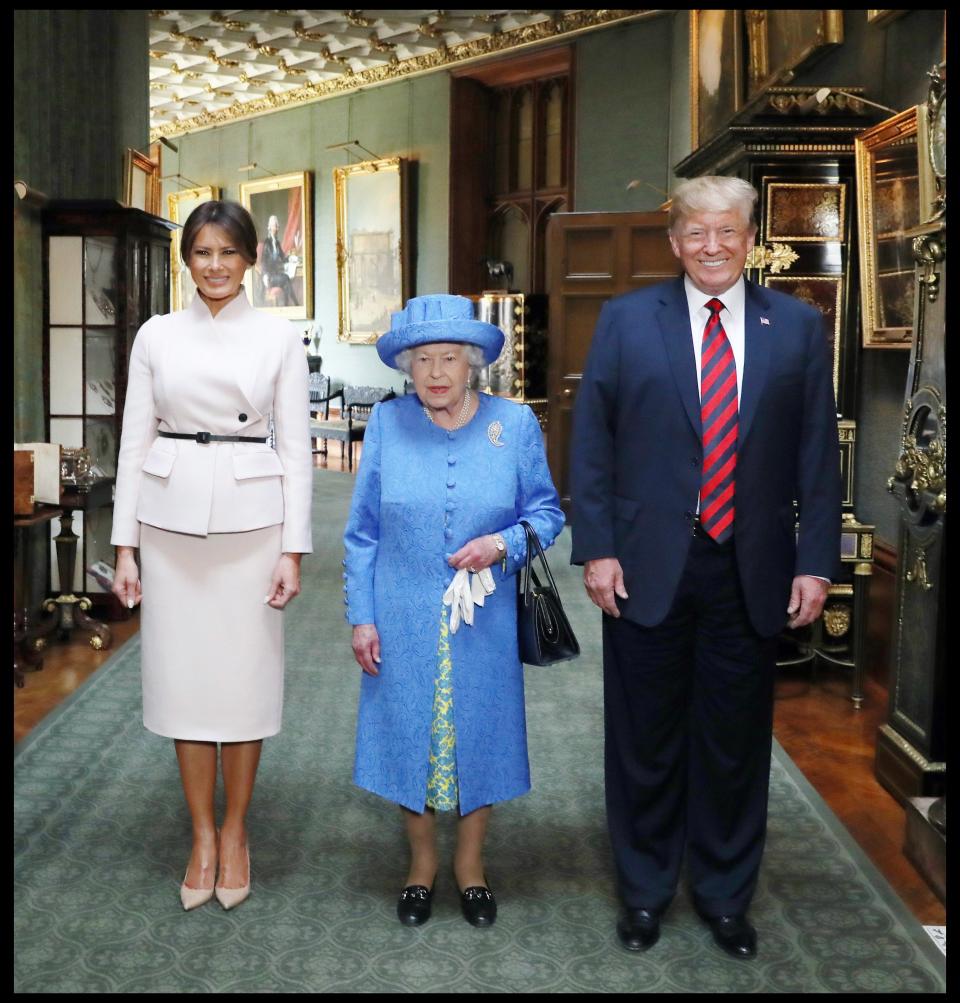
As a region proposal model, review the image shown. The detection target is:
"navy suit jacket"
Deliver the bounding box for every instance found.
[569,276,842,638]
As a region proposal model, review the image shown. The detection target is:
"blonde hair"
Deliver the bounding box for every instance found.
[669,176,758,233]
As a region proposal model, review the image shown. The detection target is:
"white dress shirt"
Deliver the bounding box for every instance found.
[684,273,745,401]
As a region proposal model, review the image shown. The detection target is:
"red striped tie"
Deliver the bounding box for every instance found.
[699,298,738,543]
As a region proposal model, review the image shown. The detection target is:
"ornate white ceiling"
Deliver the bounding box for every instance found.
[149,9,649,138]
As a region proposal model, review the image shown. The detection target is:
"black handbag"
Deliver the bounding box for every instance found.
[516,520,580,666]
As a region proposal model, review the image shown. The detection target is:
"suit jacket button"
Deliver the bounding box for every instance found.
[239,413,248,422]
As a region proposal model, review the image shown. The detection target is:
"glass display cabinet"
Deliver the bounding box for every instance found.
[42,200,175,611]
[467,292,549,427]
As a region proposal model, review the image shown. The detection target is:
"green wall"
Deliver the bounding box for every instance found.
[14,9,149,443]
[575,14,678,212]
[164,73,451,393]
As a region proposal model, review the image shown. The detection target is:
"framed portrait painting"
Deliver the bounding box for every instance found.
[239,171,313,320]
[167,185,221,311]
[690,10,743,150]
[334,157,410,344]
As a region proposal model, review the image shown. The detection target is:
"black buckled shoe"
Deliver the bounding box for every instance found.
[705,914,757,959]
[396,885,433,926]
[460,885,497,927]
[616,908,660,952]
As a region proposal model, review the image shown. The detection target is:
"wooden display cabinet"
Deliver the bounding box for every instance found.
[42,200,175,615]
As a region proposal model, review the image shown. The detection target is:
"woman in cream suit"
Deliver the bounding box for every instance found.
[111,201,312,911]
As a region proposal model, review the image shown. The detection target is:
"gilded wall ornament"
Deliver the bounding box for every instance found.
[745,242,799,273]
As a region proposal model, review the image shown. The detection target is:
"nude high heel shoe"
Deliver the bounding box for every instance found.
[180,858,216,911]
[215,845,251,910]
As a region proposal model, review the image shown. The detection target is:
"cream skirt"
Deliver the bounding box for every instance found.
[138,522,284,742]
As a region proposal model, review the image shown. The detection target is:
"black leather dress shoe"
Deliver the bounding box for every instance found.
[705,915,757,959]
[396,885,433,926]
[616,908,660,951]
[460,886,497,927]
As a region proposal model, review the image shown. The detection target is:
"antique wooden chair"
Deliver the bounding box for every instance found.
[309,384,395,471]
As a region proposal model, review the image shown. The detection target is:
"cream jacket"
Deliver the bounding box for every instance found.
[110,291,313,553]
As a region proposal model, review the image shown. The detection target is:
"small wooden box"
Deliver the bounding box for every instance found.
[14,450,35,514]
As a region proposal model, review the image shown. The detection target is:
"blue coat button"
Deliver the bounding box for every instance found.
[448,457,457,466]
[447,481,456,488]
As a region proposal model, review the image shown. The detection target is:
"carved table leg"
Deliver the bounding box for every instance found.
[73,598,112,650]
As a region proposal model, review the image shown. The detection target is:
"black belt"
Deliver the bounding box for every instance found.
[158,430,268,444]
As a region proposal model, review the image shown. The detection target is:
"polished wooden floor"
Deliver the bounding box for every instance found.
[14,444,944,927]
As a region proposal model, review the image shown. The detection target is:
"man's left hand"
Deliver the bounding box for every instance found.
[786,575,829,629]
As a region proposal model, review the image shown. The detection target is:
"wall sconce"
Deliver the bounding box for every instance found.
[626,178,672,211]
[326,140,384,163]
[238,162,278,177]
[798,87,899,116]
[161,173,203,189]
[13,180,49,208]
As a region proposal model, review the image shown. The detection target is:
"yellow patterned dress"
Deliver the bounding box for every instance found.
[425,606,459,811]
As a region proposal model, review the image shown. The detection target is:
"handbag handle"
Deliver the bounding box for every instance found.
[519,520,561,607]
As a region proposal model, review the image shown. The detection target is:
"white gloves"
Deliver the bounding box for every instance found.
[443,567,496,633]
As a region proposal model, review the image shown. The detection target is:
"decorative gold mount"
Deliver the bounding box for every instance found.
[913,231,945,303]
[760,86,871,117]
[888,399,947,516]
[745,242,798,273]
[823,603,852,637]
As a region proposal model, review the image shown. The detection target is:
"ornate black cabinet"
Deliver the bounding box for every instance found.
[42,200,174,606]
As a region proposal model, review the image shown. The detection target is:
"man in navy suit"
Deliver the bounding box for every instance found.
[570,175,841,959]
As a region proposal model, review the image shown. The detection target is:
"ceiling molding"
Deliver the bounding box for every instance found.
[149,9,656,139]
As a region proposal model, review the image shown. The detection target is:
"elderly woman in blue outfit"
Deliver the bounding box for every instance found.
[344,294,564,928]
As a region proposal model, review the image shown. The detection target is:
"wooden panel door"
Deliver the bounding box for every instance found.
[546,211,680,510]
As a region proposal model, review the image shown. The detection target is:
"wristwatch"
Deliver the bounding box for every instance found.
[492,533,507,571]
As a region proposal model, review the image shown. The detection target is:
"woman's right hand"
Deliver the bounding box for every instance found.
[352,624,382,676]
[112,547,142,609]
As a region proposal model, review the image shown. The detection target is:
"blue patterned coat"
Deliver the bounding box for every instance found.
[344,393,565,814]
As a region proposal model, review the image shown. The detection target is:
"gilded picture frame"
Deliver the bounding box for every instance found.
[334,157,409,344]
[855,106,931,348]
[765,183,846,243]
[240,171,313,320]
[690,10,743,150]
[167,185,221,311]
[123,144,162,215]
[745,10,844,99]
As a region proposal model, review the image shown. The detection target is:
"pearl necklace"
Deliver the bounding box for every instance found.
[423,388,472,430]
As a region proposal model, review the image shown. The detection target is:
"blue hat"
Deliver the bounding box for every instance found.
[376,294,504,370]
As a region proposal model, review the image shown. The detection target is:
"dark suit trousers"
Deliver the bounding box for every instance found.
[603,531,778,918]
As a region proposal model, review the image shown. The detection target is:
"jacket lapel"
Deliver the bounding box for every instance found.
[656,277,702,440]
[210,293,264,422]
[738,280,772,448]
